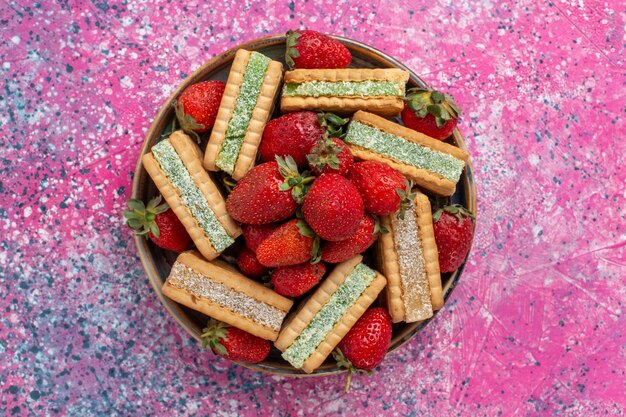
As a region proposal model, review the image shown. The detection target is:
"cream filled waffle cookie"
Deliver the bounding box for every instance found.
[378,191,443,323]
[162,251,294,341]
[344,111,469,196]
[142,131,241,260]
[274,255,387,373]
[280,68,409,117]
[203,49,283,180]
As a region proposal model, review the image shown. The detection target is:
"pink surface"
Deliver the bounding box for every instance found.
[1,0,625,416]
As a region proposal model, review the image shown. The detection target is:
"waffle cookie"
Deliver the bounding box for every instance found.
[280,68,410,117]
[344,111,469,196]
[162,251,294,341]
[274,255,387,373]
[142,130,241,260]
[378,191,443,323]
[204,49,283,180]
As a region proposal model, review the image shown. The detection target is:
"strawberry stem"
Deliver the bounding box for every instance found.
[317,112,349,138]
[296,220,315,238]
[306,137,343,173]
[296,220,322,263]
[372,214,389,235]
[285,30,301,70]
[200,319,230,356]
[174,100,203,143]
[433,204,474,222]
[276,155,314,203]
[332,348,365,393]
[396,180,416,220]
[405,88,461,128]
[122,196,169,237]
[310,236,322,264]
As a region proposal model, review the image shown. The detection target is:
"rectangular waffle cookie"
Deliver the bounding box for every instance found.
[280,68,410,117]
[274,255,387,373]
[344,110,469,196]
[142,130,241,260]
[378,191,443,323]
[162,251,294,341]
[203,49,283,180]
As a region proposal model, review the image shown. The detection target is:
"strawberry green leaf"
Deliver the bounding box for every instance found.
[431,91,445,102]
[121,210,139,220]
[310,236,322,264]
[123,196,168,236]
[125,217,142,229]
[405,88,462,124]
[428,104,443,118]
[174,101,203,143]
[159,112,180,141]
[326,157,340,170]
[307,137,342,172]
[318,112,349,138]
[285,30,302,70]
[210,340,228,356]
[201,319,230,356]
[145,195,161,211]
[127,199,145,211]
[276,155,314,203]
[433,204,474,222]
[153,205,169,216]
[148,223,159,237]
[395,180,416,220]
[333,348,357,393]
[372,214,389,235]
[323,112,349,127]
[296,220,316,238]
[333,347,376,393]
[445,97,461,117]
[276,156,294,178]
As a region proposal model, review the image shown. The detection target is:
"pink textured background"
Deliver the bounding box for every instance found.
[1,0,625,416]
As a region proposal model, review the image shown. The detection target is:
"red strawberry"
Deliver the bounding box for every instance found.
[303,173,364,241]
[242,223,278,253]
[307,137,353,176]
[201,319,270,363]
[237,246,270,278]
[260,111,325,167]
[432,205,474,272]
[123,196,192,252]
[271,262,326,297]
[334,308,392,392]
[285,30,351,70]
[175,80,225,140]
[401,88,461,140]
[226,157,312,224]
[321,214,378,263]
[347,161,411,216]
[256,219,320,267]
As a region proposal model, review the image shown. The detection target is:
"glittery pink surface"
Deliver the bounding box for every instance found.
[2,1,625,416]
